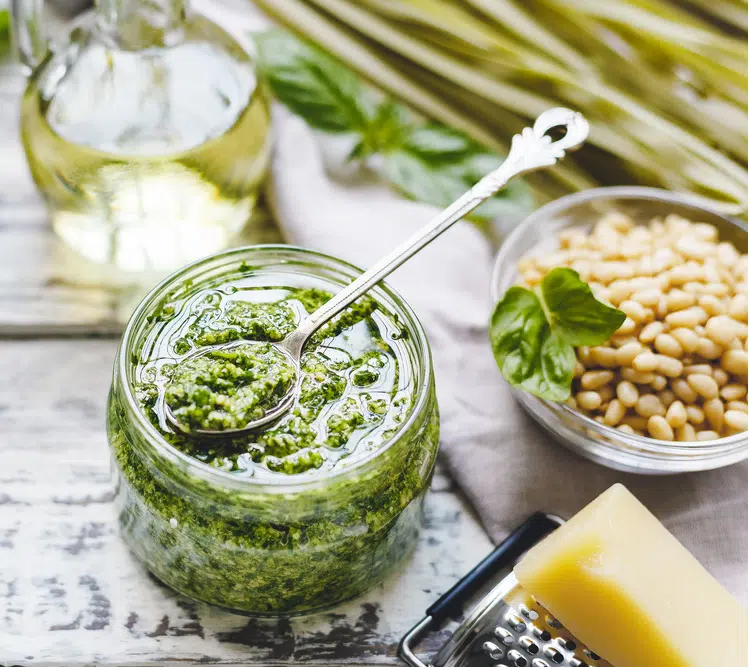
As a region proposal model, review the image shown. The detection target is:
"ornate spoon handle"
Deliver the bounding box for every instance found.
[290,108,590,348]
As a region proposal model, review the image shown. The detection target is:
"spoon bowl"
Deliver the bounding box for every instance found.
[164,337,303,437]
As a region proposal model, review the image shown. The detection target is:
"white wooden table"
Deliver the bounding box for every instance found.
[0,61,494,665]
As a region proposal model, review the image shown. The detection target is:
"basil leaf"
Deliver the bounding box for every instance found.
[540,268,626,346]
[349,101,409,160]
[384,125,534,221]
[520,328,577,401]
[383,150,467,210]
[254,30,376,133]
[489,269,624,401]
[255,29,534,220]
[400,123,478,162]
[489,287,574,401]
[0,11,9,56]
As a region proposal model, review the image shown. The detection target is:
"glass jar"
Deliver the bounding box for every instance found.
[15,0,272,271]
[107,246,440,615]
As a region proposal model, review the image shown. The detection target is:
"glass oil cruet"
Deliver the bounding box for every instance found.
[11,0,271,272]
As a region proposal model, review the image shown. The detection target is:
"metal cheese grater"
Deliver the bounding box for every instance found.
[399,513,613,667]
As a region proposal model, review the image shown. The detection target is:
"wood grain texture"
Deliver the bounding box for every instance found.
[0,340,493,665]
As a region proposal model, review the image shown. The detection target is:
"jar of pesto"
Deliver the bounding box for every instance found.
[107,246,439,615]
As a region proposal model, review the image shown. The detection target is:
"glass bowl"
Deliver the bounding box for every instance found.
[107,245,440,615]
[491,187,748,474]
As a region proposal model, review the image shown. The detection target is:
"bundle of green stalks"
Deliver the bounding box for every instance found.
[252,0,748,214]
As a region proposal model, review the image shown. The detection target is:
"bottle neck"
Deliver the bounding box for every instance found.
[95,0,189,49]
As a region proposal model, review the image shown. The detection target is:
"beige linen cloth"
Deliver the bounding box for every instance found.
[268,108,748,603]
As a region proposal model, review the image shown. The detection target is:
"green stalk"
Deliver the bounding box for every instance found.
[256,0,747,213]
[309,0,744,188]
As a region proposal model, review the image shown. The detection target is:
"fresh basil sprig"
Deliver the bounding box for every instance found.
[254,29,533,221]
[489,268,625,401]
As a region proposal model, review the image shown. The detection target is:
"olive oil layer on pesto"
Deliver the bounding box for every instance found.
[134,285,414,476]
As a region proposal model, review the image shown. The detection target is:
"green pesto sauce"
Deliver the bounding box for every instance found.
[134,284,414,477]
[109,260,440,615]
[165,342,296,431]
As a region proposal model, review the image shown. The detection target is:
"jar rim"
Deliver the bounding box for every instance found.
[117,244,434,492]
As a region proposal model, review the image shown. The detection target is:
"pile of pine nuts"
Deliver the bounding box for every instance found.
[518,212,748,442]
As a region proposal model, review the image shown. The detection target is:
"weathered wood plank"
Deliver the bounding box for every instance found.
[0,204,283,336]
[0,340,493,665]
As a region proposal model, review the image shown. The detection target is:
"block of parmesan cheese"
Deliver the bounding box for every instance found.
[515,484,747,667]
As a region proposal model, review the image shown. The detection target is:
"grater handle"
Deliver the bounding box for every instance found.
[426,512,562,624]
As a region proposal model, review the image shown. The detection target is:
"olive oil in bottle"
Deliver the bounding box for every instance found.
[18,0,271,272]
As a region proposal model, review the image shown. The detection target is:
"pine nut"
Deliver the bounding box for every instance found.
[696,430,720,441]
[704,398,725,432]
[693,223,718,241]
[665,400,687,428]
[669,328,700,353]
[650,375,667,391]
[615,342,642,366]
[616,381,639,407]
[724,410,749,431]
[712,368,728,387]
[632,351,658,372]
[726,401,748,413]
[620,367,656,384]
[622,415,649,431]
[721,384,747,401]
[655,355,683,378]
[665,308,700,328]
[683,364,713,376]
[687,405,705,425]
[639,321,664,343]
[721,349,748,375]
[676,423,696,441]
[665,291,696,312]
[698,295,724,317]
[656,296,669,319]
[635,394,665,418]
[729,294,748,322]
[580,370,615,390]
[696,337,723,360]
[604,399,626,426]
[705,315,743,347]
[590,346,618,368]
[598,385,614,403]
[632,289,661,307]
[675,237,714,260]
[617,317,637,334]
[578,346,592,364]
[611,335,639,349]
[672,378,698,403]
[577,391,602,411]
[657,390,676,408]
[654,333,682,357]
[608,281,634,304]
[648,415,674,440]
[686,373,719,399]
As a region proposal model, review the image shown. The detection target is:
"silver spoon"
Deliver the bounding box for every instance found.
[166,107,590,438]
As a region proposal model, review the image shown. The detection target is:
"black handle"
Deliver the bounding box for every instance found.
[425,512,561,624]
